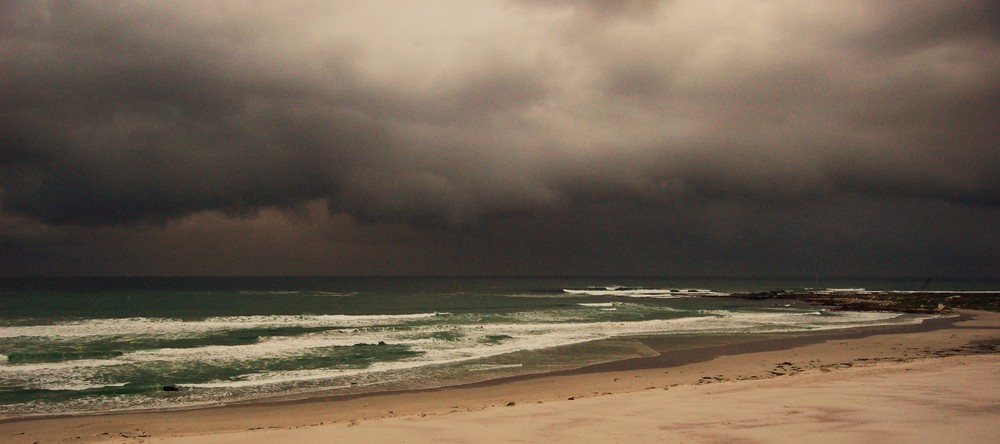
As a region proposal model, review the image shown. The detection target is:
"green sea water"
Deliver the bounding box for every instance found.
[1,277,990,419]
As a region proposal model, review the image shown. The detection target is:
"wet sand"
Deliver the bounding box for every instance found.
[2,310,999,443]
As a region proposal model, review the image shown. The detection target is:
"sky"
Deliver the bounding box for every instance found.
[1,0,998,278]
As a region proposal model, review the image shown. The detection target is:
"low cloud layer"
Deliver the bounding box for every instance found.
[2,0,998,276]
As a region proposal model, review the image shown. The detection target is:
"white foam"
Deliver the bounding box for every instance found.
[193,312,917,388]
[0,312,443,338]
[310,291,358,297]
[563,288,729,297]
[37,382,127,392]
[0,308,931,401]
[172,310,924,389]
[0,356,140,373]
[467,364,523,371]
[814,288,873,294]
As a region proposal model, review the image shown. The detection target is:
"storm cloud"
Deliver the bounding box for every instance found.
[1,0,998,277]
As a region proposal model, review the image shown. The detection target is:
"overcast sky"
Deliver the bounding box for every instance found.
[1,0,998,278]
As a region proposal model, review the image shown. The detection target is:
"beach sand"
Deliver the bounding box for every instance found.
[3,310,999,443]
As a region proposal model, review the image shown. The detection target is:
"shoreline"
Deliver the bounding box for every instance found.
[2,310,998,442]
[0,311,951,423]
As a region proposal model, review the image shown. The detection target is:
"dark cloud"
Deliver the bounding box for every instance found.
[1,0,998,277]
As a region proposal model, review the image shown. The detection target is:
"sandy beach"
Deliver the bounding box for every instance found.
[6,1,998,441]
[3,310,999,443]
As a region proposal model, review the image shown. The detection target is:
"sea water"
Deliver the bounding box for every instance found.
[1,276,990,419]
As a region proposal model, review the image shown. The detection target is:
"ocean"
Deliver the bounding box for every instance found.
[1,276,994,419]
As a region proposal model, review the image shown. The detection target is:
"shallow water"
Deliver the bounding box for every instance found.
[1,277,976,418]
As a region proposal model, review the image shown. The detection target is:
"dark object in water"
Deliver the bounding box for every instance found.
[162,385,180,392]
